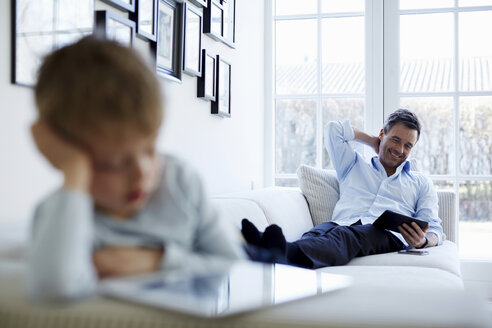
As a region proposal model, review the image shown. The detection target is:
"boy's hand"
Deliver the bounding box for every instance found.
[31,120,92,192]
[92,246,164,278]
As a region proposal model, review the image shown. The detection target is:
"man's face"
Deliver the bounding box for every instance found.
[378,123,418,173]
[85,130,161,219]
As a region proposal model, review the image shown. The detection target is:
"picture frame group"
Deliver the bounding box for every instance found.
[11,0,234,118]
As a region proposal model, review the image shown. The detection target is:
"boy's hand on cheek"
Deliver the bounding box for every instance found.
[92,246,164,278]
[31,120,92,192]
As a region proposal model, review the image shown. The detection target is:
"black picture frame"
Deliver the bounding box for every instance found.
[203,0,222,41]
[211,55,231,117]
[189,0,207,7]
[130,0,158,41]
[101,0,136,12]
[11,0,94,87]
[203,0,235,48]
[182,2,203,77]
[197,49,216,101]
[155,0,183,83]
[95,10,136,47]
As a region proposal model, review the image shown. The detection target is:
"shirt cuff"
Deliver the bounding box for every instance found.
[340,119,355,142]
[427,229,442,245]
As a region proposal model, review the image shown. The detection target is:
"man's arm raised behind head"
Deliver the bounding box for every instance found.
[353,127,381,155]
[324,120,380,181]
[324,120,357,180]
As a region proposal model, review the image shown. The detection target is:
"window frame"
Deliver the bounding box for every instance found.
[384,0,492,257]
[267,0,383,187]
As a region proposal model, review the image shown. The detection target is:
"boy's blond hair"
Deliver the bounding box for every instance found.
[35,36,163,145]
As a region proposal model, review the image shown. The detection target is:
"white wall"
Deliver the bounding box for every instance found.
[0,0,265,223]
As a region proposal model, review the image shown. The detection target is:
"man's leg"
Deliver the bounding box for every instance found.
[295,223,405,269]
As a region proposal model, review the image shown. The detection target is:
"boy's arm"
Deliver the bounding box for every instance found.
[27,191,98,301]
[28,120,97,301]
[160,166,245,275]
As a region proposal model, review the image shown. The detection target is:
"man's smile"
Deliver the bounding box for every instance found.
[388,149,403,160]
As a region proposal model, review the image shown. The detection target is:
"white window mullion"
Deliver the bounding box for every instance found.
[264,0,275,187]
[316,0,323,168]
[453,0,461,244]
[365,0,384,138]
[383,0,400,120]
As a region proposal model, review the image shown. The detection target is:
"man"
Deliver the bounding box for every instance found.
[242,109,443,269]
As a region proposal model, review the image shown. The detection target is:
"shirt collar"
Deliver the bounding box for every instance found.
[372,156,410,177]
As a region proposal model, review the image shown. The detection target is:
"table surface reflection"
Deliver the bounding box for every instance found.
[99,261,352,317]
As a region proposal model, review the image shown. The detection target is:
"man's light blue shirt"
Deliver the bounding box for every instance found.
[324,120,443,246]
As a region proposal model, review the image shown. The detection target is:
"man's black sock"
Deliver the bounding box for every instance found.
[241,218,262,246]
[260,224,286,253]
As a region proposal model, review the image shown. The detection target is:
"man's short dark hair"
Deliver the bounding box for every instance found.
[383,109,421,139]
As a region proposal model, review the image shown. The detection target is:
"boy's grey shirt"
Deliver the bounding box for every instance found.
[27,154,245,301]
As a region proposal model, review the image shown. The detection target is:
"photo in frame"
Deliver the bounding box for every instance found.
[11,0,94,86]
[221,0,235,47]
[203,0,222,41]
[182,2,203,77]
[211,55,231,117]
[130,0,157,41]
[154,0,182,82]
[95,10,136,47]
[197,49,216,101]
[101,0,136,12]
[203,0,235,48]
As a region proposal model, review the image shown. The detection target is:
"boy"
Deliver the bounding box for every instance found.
[27,37,244,301]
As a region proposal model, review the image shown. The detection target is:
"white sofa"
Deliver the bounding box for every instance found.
[0,185,491,327]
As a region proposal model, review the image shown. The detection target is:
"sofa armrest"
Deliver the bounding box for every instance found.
[437,190,457,243]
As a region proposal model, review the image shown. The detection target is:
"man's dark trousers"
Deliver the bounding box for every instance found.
[290,220,405,269]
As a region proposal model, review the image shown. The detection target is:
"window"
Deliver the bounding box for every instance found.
[273,0,367,187]
[270,0,492,259]
[385,0,492,259]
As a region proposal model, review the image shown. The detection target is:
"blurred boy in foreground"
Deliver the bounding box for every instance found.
[27,37,244,301]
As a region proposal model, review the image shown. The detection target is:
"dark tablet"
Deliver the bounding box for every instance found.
[373,210,429,233]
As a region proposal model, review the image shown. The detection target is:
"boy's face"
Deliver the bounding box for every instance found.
[85,131,161,219]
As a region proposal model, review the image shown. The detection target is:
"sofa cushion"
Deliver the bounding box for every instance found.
[345,240,461,277]
[214,188,313,241]
[296,165,339,226]
[212,198,270,231]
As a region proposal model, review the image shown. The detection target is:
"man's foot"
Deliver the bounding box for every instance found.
[241,218,262,246]
[260,224,287,253]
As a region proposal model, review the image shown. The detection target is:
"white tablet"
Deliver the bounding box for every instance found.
[99,261,352,318]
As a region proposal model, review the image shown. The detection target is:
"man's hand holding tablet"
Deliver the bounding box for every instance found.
[373,210,429,233]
